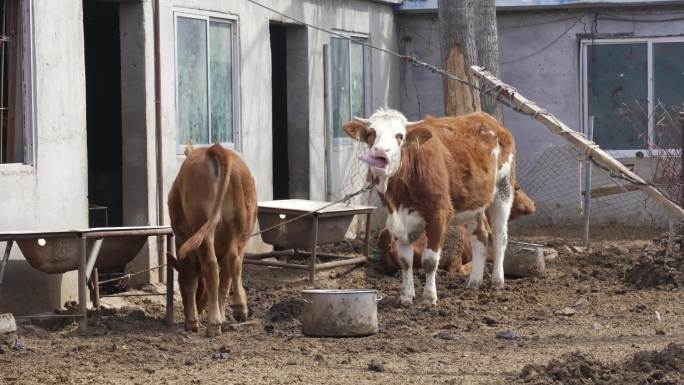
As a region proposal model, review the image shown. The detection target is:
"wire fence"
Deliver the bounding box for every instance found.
[510,100,682,243]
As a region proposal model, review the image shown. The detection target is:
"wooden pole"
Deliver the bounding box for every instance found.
[474,0,502,121]
[438,0,480,116]
[470,65,684,220]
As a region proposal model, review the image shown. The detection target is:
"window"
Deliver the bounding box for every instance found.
[582,38,684,154]
[1,0,32,165]
[329,37,370,139]
[175,12,238,152]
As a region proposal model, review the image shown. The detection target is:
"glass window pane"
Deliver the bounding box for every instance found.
[350,41,365,119]
[587,43,648,150]
[209,21,233,144]
[177,17,208,145]
[331,38,350,138]
[654,42,684,148]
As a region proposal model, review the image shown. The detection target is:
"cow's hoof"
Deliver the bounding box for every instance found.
[233,306,249,323]
[185,320,199,333]
[206,323,222,337]
[466,279,482,289]
[397,295,413,307]
[420,293,437,307]
[491,279,505,290]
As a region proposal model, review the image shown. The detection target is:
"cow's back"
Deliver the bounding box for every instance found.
[413,112,515,213]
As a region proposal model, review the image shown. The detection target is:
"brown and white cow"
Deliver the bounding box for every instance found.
[344,109,517,306]
[377,184,536,276]
[168,143,257,336]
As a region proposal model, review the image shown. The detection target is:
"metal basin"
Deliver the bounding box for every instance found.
[16,236,148,274]
[258,213,353,249]
[300,289,379,337]
[257,200,373,249]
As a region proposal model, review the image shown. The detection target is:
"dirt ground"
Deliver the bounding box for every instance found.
[1,231,683,385]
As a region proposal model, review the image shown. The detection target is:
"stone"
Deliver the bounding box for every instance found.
[559,245,574,256]
[0,314,17,335]
[495,330,521,340]
[571,246,587,253]
[592,322,603,330]
[573,298,590,309]
[543,248,559,261]
[504,244,545,278]
[368,361,385,372]
[605,245,629,255]
[555,307,577,317]
[433,330,465,341]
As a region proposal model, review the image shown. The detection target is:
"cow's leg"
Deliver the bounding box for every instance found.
[178,260,200,332]
[421,219,448,306]
[466,214,490,289]
[201,238,222,337]
[396,238,415,306]
[218,253,232,324]
[488,176,514,288]
[230,245,248,322]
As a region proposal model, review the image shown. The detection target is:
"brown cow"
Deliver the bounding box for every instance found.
[168,143,257,336]
[377,184,536,276]
[344,109,518,306]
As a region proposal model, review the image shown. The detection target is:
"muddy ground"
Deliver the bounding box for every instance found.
[1,231,683,385]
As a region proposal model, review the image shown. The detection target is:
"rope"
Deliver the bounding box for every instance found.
[98,264,167,286]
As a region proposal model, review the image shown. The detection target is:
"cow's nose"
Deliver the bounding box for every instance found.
[372,146,390,155]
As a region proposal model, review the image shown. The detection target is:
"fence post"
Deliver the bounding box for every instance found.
[582,116,594,248]
[680,107,684,209]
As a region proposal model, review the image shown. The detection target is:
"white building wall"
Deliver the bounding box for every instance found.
[0,0,87,315]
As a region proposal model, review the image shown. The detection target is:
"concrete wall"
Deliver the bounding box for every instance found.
[397,7,684,227]
[154,0,400,243]
[0,0,87,315]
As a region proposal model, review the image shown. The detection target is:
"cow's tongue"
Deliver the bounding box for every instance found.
[358,153,387,169]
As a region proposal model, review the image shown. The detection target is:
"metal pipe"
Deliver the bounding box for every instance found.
[582,116,594,247]
[0,240,13,285]
[153,0,165,284]
[309,215,319,281]
[245,259,309,270]
[166,234,174,326]
[315,256,368,270]
[78,236,88,333]
[84,238,103,278]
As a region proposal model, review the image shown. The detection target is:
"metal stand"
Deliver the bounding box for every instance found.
[0,226,175,334]
[245,204,374,282]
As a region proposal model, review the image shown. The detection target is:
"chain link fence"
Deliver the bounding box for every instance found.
[511,101,682,243]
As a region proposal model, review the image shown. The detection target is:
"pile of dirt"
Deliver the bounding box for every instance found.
[516,343,684,385]
[625,229,684,289]
[262,298,305,338]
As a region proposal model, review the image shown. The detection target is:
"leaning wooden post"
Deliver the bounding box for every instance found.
[470,65,684,221]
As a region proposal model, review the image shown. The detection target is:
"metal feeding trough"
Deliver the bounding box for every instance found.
[246,199,376,281]
[0,226,175,333]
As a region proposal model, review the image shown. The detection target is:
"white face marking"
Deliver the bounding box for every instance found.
[386,206,425,243]
[356,109,410,192]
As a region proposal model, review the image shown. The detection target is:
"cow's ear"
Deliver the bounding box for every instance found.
[404,127,432,146]
[343,120,368,142]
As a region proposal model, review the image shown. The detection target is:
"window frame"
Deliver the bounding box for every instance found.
[580,36,684,158]
[327,33,372,147]
[173,9,241,155]
[0,0,36,168]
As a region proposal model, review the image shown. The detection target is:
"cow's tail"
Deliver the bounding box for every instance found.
[178,144,233,260]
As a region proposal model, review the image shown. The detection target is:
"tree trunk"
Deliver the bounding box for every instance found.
[438,0,480,116]
[475,0,502,121]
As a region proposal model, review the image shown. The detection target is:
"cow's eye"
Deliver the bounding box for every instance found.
[396,133,404,142]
